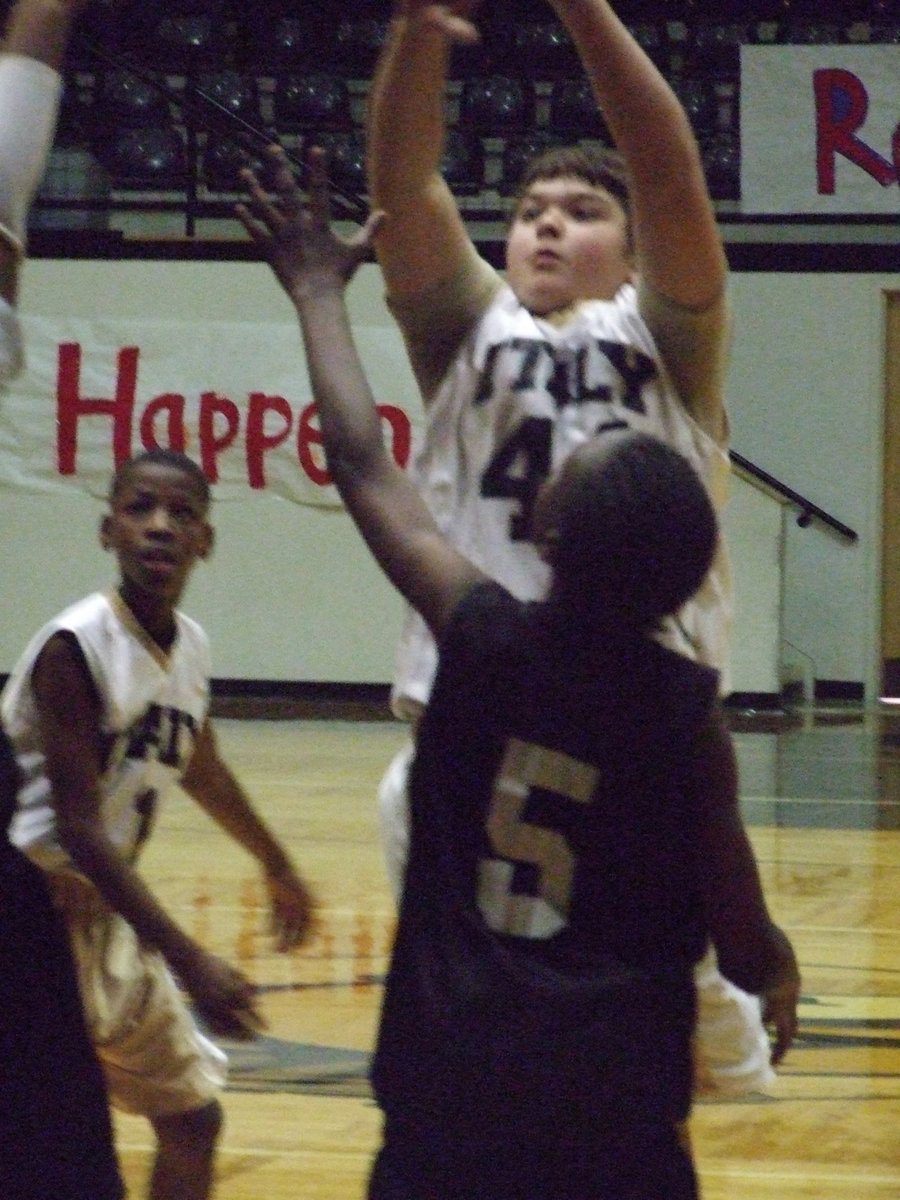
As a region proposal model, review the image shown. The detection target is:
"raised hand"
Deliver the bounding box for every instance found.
[236,144,384,305]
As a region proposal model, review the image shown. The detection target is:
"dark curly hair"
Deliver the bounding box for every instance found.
[109,449,211,508]
[551,431,718,630]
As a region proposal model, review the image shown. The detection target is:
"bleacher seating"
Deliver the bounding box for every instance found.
[14,0,897,236]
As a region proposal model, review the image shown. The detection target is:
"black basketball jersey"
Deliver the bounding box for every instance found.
[371,581,720,1149]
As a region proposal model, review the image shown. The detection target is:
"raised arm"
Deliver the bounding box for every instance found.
[0,0,95,304]
[238,146,484,642]
[365,2,481,300]
[688,709,801,1065]
[548,0,727,312]
[2,0,91,67]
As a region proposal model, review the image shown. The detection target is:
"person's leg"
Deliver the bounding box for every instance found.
[367,1142,409,1200]
[367,1114,446,1200]
[692,943,775,1096]
[563,1119,699,1200]
[45,874,229,1200]
[0,848,124,1200]
[376,739,415,900]
[149,1100,223,1200]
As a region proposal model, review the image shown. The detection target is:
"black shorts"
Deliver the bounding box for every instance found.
[0,844,124,1200]
[367,1110,699,1200]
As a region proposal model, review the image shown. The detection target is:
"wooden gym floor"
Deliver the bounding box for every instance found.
[113,706,900,1198]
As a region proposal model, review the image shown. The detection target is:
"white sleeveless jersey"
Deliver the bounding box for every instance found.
[2,591,211,863]
[392,281,732,717]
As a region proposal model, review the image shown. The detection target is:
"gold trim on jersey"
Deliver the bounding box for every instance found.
[107,590,173,672]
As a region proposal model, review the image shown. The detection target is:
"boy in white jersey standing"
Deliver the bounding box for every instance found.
[367,1,770,1096]
[2,449,317,1200]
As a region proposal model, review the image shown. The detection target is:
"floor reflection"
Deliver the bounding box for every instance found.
[731,706,900,830]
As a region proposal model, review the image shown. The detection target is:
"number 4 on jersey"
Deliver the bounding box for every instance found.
[480,416,552,541]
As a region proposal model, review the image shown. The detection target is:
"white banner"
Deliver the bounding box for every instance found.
[741,44,900,215]
[0,315,416,503]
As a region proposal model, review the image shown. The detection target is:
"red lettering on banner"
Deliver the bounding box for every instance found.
[378,404,411,468]
[56,343,138,473]
[141,393,187,452]
[297,401,329,486]
[814,68,896,193]
[54,345,414,491]
[297,402,413,487]
[198,391,241,482]
[247,393,293,488]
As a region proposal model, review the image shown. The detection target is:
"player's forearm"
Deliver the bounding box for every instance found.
[550,0,724,307]
[703,826,798,999]
[0,10,67,269]
[58,815,200,966]
[547,0,696,185]
[1,0,87,70]
[182,728,295,877]
[295,286,391,488]
[366,13,450,207]
[716,919,800,999]
[188,774,295,880]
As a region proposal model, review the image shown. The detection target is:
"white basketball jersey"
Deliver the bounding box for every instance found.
[3,591,210,863]
[392,282,732,716]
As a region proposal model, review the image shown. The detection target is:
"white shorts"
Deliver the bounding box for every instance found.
[377,738,776,1099]
[43,866,227,1118]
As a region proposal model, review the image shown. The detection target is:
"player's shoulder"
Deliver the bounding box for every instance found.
[30,592,110,644]
[173,608,210,654]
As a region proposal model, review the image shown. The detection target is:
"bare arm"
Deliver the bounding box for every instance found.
[2,0,91,67]
[0,0,96,302]
[547,1,729,440]
[548,0,726,312]
[32,632,264,1037]
[689,708,801,1065]
[238,146,485,643]
[181,718,316,952]
[365,2,481,300]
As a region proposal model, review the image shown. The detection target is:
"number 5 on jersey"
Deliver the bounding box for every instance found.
[478,737,597,939]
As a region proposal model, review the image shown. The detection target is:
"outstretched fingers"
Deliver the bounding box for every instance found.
[304,145,332,227]
[236,144,328,239]
[235,141,385,295]
[234,167,282,244]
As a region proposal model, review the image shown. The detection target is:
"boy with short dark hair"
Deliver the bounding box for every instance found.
[237,143,800,1200]
[2,448,316,1200]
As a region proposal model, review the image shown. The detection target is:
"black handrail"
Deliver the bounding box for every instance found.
[75,36,371,227]
[730,450,857,542]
